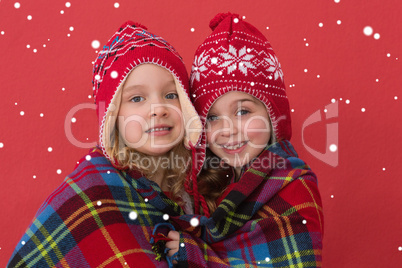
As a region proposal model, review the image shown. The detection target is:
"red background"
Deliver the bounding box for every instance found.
[0,0,401,266]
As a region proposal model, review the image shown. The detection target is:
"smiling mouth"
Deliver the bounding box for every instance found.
[221,141,248,150]
[145,127,172,133]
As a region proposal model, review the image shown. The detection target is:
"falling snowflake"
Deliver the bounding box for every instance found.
[191,50,209,84]
[263,53,284,81]
[219,45,256,75]
[190,217,199,227]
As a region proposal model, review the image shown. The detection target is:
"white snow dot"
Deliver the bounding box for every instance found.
[1,31,4,35]
[303,38,307,41]
[192,94,196,98]
[247,48,251,53]
[329,144,337,152]
[318,23,323,27]
[65,2,71,8]
[304,69,308,73]
[331,98,336,103]
[382,168,386,171]
[14,2,21,9]
[266,26,269,30]
[144,198,148,202]
[85,155,91,161]
[218,71,223,75]
[373,33,380,40]
[43,44,46,48]
[69,26,74,31]
[129,211,138,220]
[302,220,307,224]
[361,108,366,112]
[305,43,309,46]
[242,16,246,19]
[250,82,255,86]
[57,169,62,174]
[376,79,379,82]
[190,28,195,32]
[62,87,66,91]
[20,111,24,116]
[180,243,185,247]
[334,0,340,3]
[289,85,292,88]
[21,241,25,245]
[268,76,272,80]
[291,109,295,112]
[211,57,218,64]
[387,53,391,57]
[346,99,350,104]
[337,20,342,25]
[60,10,64,14]
[88,95,92,99]
[190,217,199,227]
[48,147,53,152]
[394,96,398,100]
[114,2,120,8]
[265,84,269,88]
[107,171,110,174]
[163,214,169,221]
[15,102,17,105]
[233,18,239,23]
[265,257,270,262]
[33,175,36,179]
[339,98,343,101]
[95,74,100,80]
[33,49,37,53]
[317,75,320,78]
[26,44,30,48]
[27,15,32,20]
[324,109,327,113]
[0,142,3,148]
[363,26,373,36]
[331,195,334,198]
[110,71,118,79]
[67,34,70,37]
[97,201,102,206]
[71,117,76,123]
[398,246,402,251]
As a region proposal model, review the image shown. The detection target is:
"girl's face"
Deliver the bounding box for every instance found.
[117,64,184,156]
[206,91,271,174]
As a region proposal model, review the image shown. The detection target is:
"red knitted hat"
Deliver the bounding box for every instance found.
[189,13,292,177]
[92,21,202,162]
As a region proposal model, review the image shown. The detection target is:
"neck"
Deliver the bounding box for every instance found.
[147,155,169,191]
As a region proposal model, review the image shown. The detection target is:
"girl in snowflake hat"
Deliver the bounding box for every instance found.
[166,13,324,267]
[8,21,202,267]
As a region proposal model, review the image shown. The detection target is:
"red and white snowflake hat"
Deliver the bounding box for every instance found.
[189,13,292,174]
[93,21,202,162]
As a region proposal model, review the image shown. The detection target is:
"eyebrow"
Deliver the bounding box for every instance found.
[122,80,176,95]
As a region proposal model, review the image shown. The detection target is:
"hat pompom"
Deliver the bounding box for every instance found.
[209,12,238,31]
[120,21,147,31]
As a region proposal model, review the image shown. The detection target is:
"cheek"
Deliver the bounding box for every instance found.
[243,118,271,141]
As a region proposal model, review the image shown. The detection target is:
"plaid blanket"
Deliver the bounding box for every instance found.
[8,147,186,268]
[172,140,324,267]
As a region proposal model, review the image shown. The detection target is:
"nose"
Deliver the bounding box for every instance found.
[149,96,169,118]
[219,116,238,137]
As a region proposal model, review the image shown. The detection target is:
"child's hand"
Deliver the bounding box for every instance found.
[165,230,180,257]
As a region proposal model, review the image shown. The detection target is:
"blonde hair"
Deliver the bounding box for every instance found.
[198,122,276,214]
[102,86,191,207]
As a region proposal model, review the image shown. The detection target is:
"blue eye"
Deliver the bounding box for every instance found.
[236,109,249,116]
[166,93,179,99]
[206,115,219,121]
[131,96,144,102]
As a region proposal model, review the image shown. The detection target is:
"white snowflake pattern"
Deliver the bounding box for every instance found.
[219,45,256,75]
[191,50,209,84]
[264,54,284,81]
